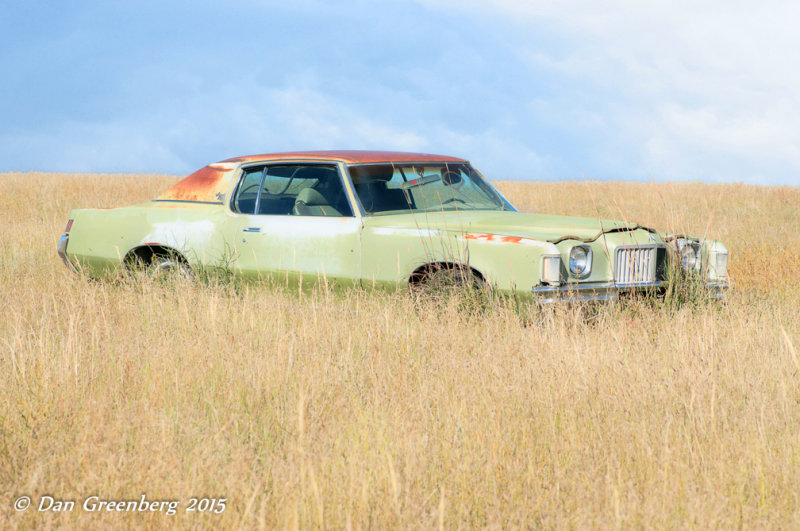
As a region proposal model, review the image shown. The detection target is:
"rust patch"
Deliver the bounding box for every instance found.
[224,150,467,165]
[466,233,495,242]
[157,165,234,202]
[157,152,469,203]
[465,233,527,245]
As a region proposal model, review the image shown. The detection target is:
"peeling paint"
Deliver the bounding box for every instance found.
[158,152,465,205]
[464,233,536,245]
[158,166,234,203]
[143,220,217,249]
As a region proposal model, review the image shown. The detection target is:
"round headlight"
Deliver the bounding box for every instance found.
[569,245,592,277]
[680,243,699,271]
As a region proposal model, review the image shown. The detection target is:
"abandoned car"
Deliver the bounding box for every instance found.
[58,150,729,301]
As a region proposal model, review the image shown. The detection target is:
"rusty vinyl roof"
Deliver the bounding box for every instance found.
[157,150,469,203]
[222,150,468,164]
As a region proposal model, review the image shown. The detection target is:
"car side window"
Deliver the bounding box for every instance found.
[233,164,353,217]
[233,168,264,214]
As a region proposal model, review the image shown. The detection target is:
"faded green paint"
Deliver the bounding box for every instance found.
[59,153,729,300]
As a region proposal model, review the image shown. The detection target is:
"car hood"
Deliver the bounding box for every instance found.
[362,210,654,243]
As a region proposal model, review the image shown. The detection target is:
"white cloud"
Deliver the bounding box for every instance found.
[266,87,428,150]
[215,85,550,179]
[0,122,187,174]
[6,0,798,184]
[418,0,800,183]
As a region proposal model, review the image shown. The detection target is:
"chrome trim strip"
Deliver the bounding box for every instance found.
[531,281,658,293]
[338,161,365,218]
[705,281,730,299]
[611,281,663,289]
[151,199,224,205]
[535,293,618,304]
[57,234,79,273]
[532,280,728,303]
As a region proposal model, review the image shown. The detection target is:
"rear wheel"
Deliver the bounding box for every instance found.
[148,254,194,281]
[126,250,193,282]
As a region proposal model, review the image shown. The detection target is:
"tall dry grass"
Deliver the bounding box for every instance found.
[1,172,799,529]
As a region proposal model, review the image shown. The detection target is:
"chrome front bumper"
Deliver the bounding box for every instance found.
[532,280,729,303]
[57,234,79,273]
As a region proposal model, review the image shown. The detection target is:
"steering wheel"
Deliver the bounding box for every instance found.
[239,183,260,195]
[264,177,293,196]
[235,182,261,212]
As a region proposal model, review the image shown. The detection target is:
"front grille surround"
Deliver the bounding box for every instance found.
[613,244,665,286]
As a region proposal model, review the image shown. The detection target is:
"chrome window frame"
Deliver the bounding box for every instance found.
[343,161,517,217]
[228,160,358,218]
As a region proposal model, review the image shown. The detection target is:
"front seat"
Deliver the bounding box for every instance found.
[292,188,343,217]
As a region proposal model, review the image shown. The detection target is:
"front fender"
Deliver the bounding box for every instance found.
[459,233,559,292]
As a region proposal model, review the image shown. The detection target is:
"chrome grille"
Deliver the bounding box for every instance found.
[614,245,660,285]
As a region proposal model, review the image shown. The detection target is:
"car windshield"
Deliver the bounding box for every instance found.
[348,162,515,215]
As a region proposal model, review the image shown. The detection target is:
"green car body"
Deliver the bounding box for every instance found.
[58,150,729,302]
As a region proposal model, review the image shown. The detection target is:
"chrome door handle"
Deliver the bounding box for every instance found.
[243,227,261,233]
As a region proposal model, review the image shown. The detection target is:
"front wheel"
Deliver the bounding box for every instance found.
[419,267,480,294]
[411,266,491,313]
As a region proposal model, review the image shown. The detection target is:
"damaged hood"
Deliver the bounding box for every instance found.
[365,210,653,243]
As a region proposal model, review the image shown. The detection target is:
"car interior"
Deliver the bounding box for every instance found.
[234,165,353,217]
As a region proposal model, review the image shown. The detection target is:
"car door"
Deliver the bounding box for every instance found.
[227,162,362,287]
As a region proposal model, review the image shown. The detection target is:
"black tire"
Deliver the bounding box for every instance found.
[420,267,480,294]
[149,254,193,281]
[127,252,193,282]
[412,266,490,314]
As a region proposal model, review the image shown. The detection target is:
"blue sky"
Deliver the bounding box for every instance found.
[1,0,798,184]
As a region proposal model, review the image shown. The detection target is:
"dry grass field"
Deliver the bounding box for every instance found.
[1,172,799,529]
